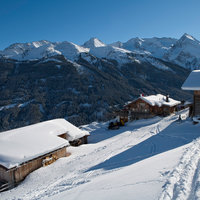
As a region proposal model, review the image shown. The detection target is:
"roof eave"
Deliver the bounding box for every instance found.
[182,86,200,91]
[0,143,69,170]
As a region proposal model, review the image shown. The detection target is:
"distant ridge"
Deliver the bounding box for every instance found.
[1,33,200,70]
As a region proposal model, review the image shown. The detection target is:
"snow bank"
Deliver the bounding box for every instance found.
[2,109,200,200]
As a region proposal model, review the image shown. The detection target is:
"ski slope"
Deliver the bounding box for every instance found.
[1,109,200,200]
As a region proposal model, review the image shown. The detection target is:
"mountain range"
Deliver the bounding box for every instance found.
[0,33,197,131]
[1,33,200,70]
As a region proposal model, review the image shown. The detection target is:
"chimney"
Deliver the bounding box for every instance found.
[166,95,169,102]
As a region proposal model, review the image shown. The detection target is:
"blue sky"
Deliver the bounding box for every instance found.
[0,0,200,49]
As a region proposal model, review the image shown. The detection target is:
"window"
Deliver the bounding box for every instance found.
[163,107,169,112]
[139,103,146,111]
[140,103,145,107]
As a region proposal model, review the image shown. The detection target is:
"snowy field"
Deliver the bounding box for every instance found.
[1,109,200,200]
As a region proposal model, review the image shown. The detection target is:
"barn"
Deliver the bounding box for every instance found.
[0,118,89,190]
[182,70,200,120]
[118,94,180,121]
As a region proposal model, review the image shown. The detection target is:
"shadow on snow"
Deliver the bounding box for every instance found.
[87,120,200,172]
[87,117,163,144]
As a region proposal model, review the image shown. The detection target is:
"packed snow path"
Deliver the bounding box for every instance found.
[159,138,200,200]
[1,109,200,200]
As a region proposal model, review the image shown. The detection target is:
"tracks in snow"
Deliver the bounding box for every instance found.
[159,138,200,200]
[28,115,177,200]
[2,113,181,200]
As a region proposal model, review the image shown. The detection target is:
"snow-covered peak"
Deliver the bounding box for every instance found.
[2,41,59,60]
[173,33,200,49]
[179,33,197,43]
[123,37,144,51]
[56,41,88,53]
[140,37,177,57]
[109,41,123,48]
[31,40,50,48]
[1,34,200,70]
[55,41,89,60]
[4,40,51,52]
[143,37,176,48]
[0,40,89,61]
[83,37,106,49]
[164,34,200,69]
[110,37,177,58]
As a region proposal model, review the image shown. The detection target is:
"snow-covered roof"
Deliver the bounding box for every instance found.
[128,94,180,107]
[0,119,89,169]
[182,70,200,90]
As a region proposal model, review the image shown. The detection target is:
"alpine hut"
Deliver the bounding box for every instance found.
[182,70,200,120]
[118,94,180,121]
[0,118,89,189]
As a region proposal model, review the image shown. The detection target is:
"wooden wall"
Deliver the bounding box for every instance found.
[122,98,177,121]
[0,147,67,185]
[194,91,200,116]
[0,166,14,184]
[69,136,88,146]
[58,133,67,139]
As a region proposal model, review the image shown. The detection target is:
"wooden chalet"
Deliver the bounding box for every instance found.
[117,94,181,122]
[182,70,200,119]
[0,119,89,191]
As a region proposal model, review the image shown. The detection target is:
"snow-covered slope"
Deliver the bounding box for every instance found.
[1,40,59,60]
[110,37,176,58]
[164,33,200,70]
[54,41,89,60]
[110,34,200,70]
[89,45,135,64]
[83,38,141,65]
[1,40,89,61]
[1,33,200,70]
[2,109,200,200]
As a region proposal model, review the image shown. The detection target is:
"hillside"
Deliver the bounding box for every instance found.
[1,109,200,200]
[0,55,191,132]
[1,33,200,131]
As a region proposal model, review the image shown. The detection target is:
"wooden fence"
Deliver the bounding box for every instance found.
[0,182,13,192]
